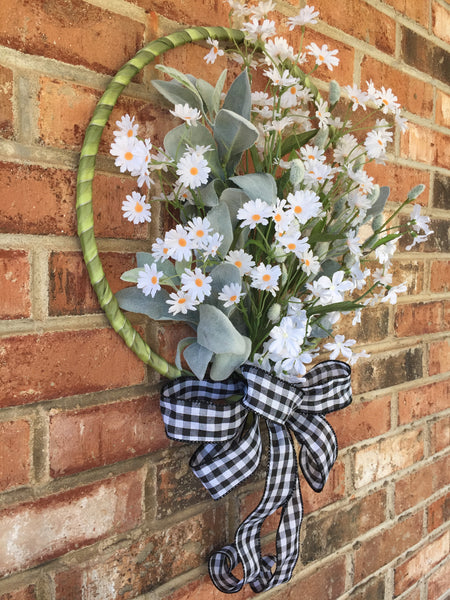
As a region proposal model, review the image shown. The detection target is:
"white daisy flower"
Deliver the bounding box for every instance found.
[364,128,392,160]
[218,283,244,307]
[225,250,255,275]
[286,189,322,223]
[264,37,295,64]
[121,191,151,224]
[113,114,139,140]
[170,103,202,126]
[344,85,369,111]
[186,217,213,246]
[165,224,193,262]
[287,5,320,30]
[167,290,198,315]
[279,233,310,257]
[110,136,147,174]
[237,198,273,229]
[299,250,320,275]
[303,161,335,186]
[250,0,276,19]
[264,116,294,133]
[300,144,326,163]
[272,198,293,234]
[242,17,276,42]
[152,237,171,262]
[333,134,359,164]
[176,149,211,189]
[324,334,356,360]
[315,98,331,129]
[137,263,163,297]
[181,267,212,302]
[204,38,225,64]
[200,232,224,258]
[250,263,282,295]
[376,86,401,114]
[307,42,339,70]
[268,316,306,358]
[264,67,299,87]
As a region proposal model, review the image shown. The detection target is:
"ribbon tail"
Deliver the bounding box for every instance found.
[209,422,301,594]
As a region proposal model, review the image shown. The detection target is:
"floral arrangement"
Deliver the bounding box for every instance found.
[101,0,433,593]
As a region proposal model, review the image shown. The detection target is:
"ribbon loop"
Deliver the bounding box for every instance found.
[160,360,352,594]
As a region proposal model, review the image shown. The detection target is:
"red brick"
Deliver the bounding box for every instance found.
[0,470,144,578]
[163,43,229,86]
[435,130,450,171]
[53,507,225,598]
[354,429,424,488]
[430,261,450,293]
[0,586,36,600]
[336,304,390,344]
[301,489,386,562]
[161,573,256,600]
[427,556,450,600]
[48,251,136,316]
[390,259,425,295]
[0,250,31,319]
[0,420,31,492]
[383,0,429,27]
[313,0,396,54]
[400,123,436,165]
[394,531,449,595]
[38,77,175,152]
[351,347,423,395]
[360,57,434,119]
[0,0,144,75]
[395,455,450,514]
[328,395,391,449]
[349,575,386,600]
[365,162,430,207]
[133,0,229,27]
[395,301,445,337]
[354,511,423,582]
[301,458,346,515]
[0,329,146,408]
[157,321,197,367]
[428,492,450,533]
[49,396,168,477]
[402,28,449,85]
[436,89,450,128]
[429,339,450,376]
[430,416,450,453]
[432,2,450,45]
[0,65,14,139]
[398,381,450,424]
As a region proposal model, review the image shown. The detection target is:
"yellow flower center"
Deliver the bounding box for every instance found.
[134,202,143,213]
[151,276,158,284]
[213,46,219,54]
[294,206,302,214]
[319,54,325,61]
[127,129,134,137]
[195,278,203,287]
[235,260,242,268]
[290,86,296,95]
[262,274,271,282]
[304,259,310,266]
[125,151,134,161]
[190,167,199,176]
[178,298,186,304]
[196,230,205,237]
[288,243,296,250]
[274,213,282,222]
[230,295,237,302]
[179,238,187,247]
[252,214,261,221]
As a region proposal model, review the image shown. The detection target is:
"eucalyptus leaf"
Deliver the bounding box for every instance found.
[222,70,252,120]
[213,69,228,115]
[120,267,142,283]
[197,304,247,354]
[214,108,258,165]
[196,78,216,117]
[206,202,233,255]
[175,337,196,370]
[155,65,202,103]
[320,259,341,277]
[183,342,213,380]
[164,123,225,180]
[136,252,178,280]
[207,263,241,311]
[407,184,426,200]
[329,80,341,105]
[220,188,249,228]
[229,173,277,205]
[210,336,252,381]
[116,287,199,324]
[151,78,202,111]
[366,185,389,218]
[197,179,221,207]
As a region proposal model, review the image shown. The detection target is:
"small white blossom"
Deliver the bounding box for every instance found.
[121,191,151,224]
[287,5,320,29]
[137,263,163,297]
[218,283,244,307]
[204,38,225,64]
[170,103,202,126]
[324,334,356,360]
[307,42,339,71]
[237,198,273,229]
[181,267,212,302]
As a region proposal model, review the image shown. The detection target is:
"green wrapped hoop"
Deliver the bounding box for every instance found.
[76,26,245,380]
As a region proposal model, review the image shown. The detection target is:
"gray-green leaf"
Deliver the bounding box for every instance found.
[197,304,247,354]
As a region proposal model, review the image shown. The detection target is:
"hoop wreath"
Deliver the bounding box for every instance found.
[76,26,244,380]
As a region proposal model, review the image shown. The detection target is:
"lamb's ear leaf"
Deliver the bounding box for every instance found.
[210,337,252,381]
[222,69,251,120]
[197,304,247,355]
[183,342,213,380]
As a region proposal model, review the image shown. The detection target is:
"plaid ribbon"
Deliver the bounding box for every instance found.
[160,360,352,593]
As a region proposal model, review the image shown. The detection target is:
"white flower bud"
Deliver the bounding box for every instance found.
[267,303,281,323]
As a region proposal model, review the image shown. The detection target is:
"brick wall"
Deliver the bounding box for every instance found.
[0,0,448,599]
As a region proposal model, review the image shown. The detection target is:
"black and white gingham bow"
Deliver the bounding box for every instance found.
[160,360,352,594]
